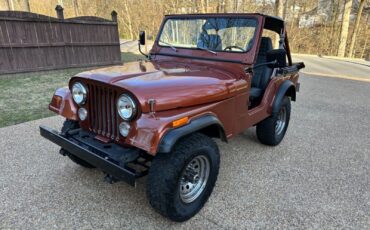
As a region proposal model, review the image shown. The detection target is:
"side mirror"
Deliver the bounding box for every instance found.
[139,31,146,45]
[266,49,287,68]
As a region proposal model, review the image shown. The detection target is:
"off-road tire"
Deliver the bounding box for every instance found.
[146,133,220,222]
[256,96,291,146]
[61,120,95,168]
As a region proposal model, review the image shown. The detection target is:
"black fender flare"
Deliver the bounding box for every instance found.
[272,80,296,113]
[158,115,227,153]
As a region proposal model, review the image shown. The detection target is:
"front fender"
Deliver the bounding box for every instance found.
[157,115,226,153]
[49,87,78,120]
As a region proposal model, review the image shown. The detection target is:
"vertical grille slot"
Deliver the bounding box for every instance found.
[87,83,118,140]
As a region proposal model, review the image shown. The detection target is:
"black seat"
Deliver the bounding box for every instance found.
[250,37,273,99]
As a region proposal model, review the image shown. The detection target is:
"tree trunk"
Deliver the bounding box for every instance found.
[233,0,238,12]
[329,0,340,55]
[217,0,226,13]
[360,14,369,59]
[337,0,353,57]
[200,0,206,13]
[73,0,80,17]
[123,0,134,40]
[274,0,284,48]
[19,0,30,12]
[289,0,296,33]
[283,0,289,20]
[4,0,10,10]
[348,0,365,58]
[7,0,14,10]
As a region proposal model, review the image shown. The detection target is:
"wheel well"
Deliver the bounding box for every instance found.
[158,116,228,153]
[197,124,227,142]
[285,85,296,101]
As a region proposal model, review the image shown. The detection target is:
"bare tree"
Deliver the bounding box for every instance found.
[274,0,284,47]
[7,0,14,10]
[73,0,80,16]
[360,14,369,59]
[348,0,365,57]
[12,0,370,59]
[217,0,226,13]
[337,0,353,57]
[19,0,31,12]
[283,0,289,19]
[123,0,134,40]
[233,0,238,12]
[200,0,207,13]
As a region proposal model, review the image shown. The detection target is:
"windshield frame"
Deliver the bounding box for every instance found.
[155,15,259,54]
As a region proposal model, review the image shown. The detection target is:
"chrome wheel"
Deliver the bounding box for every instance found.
[179,155,210,203]
[275,107,286,135]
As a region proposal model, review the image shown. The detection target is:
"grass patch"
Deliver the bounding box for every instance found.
[0,52,142,128]
[121,52,144,62]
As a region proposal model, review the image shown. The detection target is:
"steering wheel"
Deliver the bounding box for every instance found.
[223,45,245,52]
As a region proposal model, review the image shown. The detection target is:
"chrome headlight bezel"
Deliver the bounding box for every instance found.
[117,94,137,121]
[71,82,87,105]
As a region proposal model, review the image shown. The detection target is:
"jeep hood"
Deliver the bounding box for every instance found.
[76,61,240,112]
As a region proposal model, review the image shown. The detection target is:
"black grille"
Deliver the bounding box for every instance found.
[87,83,120,140]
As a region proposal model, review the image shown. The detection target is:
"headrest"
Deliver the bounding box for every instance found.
[258,37,273,56]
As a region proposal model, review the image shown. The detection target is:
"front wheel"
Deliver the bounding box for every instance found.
[256,96,291,146]
[146,133,220,222]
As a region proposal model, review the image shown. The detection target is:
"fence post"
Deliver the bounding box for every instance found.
[55,5,64,19]
[111,10,117,22]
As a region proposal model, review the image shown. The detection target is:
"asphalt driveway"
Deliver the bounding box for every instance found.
[1,70,370,228]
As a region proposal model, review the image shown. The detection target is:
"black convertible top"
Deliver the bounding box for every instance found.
[263,15,285,34]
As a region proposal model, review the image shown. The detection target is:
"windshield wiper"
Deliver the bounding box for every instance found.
[196,47,217,55]
[159,40,177,52]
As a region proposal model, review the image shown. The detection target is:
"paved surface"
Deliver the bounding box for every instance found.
[1,62,370,228]
[120,39,154,54]
[293,54,370,81]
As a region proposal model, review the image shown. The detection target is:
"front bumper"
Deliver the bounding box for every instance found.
[40,126,149,186]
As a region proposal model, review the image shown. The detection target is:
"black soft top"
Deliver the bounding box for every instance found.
[263,15,285,34]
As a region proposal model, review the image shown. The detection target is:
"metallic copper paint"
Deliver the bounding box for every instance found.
[48,14,299,155]
[49,87,78,121]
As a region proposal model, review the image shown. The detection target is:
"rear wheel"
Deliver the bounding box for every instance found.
[256,96,291,146]
[61,120,95,168]
[146,133,220,222]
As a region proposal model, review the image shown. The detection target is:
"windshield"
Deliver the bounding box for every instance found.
[158,17,258,53]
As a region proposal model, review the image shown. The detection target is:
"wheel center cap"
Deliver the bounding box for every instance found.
[184,170,199,183]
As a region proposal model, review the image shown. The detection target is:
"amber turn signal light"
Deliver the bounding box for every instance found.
[51,95,62,109]
[172,117,189,128]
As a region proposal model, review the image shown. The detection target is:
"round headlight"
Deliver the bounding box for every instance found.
[117,94,137,121]
[72,82,87,105]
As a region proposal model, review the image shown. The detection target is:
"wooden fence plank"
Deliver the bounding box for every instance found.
[0,9,121,75]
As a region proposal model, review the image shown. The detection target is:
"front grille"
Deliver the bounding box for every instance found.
[87,83,120,140]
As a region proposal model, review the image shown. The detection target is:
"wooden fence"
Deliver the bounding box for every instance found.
[0,6,121,74]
